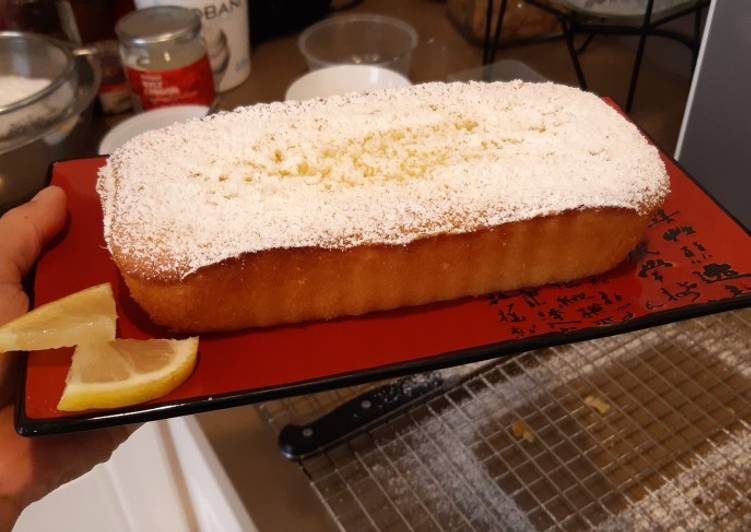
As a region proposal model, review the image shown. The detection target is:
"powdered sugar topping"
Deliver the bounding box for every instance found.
[98,81,669,279]
[0,75,51,107]
[0,75,55,139]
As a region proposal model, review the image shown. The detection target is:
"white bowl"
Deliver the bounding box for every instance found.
[98,105,209,154]
[285,64,411,101]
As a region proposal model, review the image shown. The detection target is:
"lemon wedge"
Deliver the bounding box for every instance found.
[57,337,198,412]
[0,283,116,353]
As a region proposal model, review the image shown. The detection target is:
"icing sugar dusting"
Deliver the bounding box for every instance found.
[0,75,51,107]
[0,76,54,138]
[98,81,669,280]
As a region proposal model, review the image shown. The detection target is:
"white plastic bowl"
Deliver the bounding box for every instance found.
[285,64,411,101]
[98,105,209,154]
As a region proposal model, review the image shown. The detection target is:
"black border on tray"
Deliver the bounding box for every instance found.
[15,145,751,436]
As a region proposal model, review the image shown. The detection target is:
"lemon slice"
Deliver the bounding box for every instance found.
[0,283,116,353]
[57,337,198,412]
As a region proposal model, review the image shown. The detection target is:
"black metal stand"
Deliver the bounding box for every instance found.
[483,0,509,65]
[482,0,565,67]
[626,0,656,112]
[484,0,710,113]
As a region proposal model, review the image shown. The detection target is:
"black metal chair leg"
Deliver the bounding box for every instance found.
[626,0,655,113]
[488,0,510,65]
[563,19,587,90]
[577,33,595,54]
[482,0,494,64]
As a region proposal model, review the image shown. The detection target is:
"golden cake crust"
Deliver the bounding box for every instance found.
[119,207,649,332]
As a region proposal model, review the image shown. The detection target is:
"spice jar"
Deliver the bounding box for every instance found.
[93,40,132,114]
[116,6,215,111]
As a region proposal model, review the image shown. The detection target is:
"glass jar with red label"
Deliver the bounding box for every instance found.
[116,5,215,111]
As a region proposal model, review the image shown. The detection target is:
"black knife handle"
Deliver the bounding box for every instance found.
[278,373,444,460]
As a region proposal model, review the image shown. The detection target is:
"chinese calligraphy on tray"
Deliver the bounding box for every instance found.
[486,207,751,338]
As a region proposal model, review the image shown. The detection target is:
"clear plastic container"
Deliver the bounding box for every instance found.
[298,14,418,76]
[448,60,547,84]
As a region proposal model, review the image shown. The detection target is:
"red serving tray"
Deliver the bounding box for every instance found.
[17,134,751,436]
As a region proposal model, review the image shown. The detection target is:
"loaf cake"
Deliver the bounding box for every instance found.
[97,81,669,332]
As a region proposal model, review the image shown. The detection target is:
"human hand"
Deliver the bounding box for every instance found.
[0,187,134,531]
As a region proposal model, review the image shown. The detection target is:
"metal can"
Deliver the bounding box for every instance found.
[115,6,215,111]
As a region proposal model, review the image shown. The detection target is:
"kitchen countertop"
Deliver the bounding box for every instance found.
[90,0,480,149]
[90,0,691,154]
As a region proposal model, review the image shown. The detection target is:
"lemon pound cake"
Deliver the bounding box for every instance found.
[97,81,669,332]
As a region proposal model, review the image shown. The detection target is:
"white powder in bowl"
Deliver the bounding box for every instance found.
[0,75,73,142]
[0,75,51,107]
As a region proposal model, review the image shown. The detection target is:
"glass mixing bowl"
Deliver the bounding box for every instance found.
[0,32,99,213]
[0,31,79,153]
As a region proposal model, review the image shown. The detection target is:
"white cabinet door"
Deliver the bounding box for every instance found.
[14,417,256,532]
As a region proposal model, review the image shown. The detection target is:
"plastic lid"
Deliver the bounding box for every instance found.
[116,6,201,47]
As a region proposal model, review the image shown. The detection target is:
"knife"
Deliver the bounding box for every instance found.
[278,361,490,460]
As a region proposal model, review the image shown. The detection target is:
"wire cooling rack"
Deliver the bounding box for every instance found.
[258,308,751,531]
